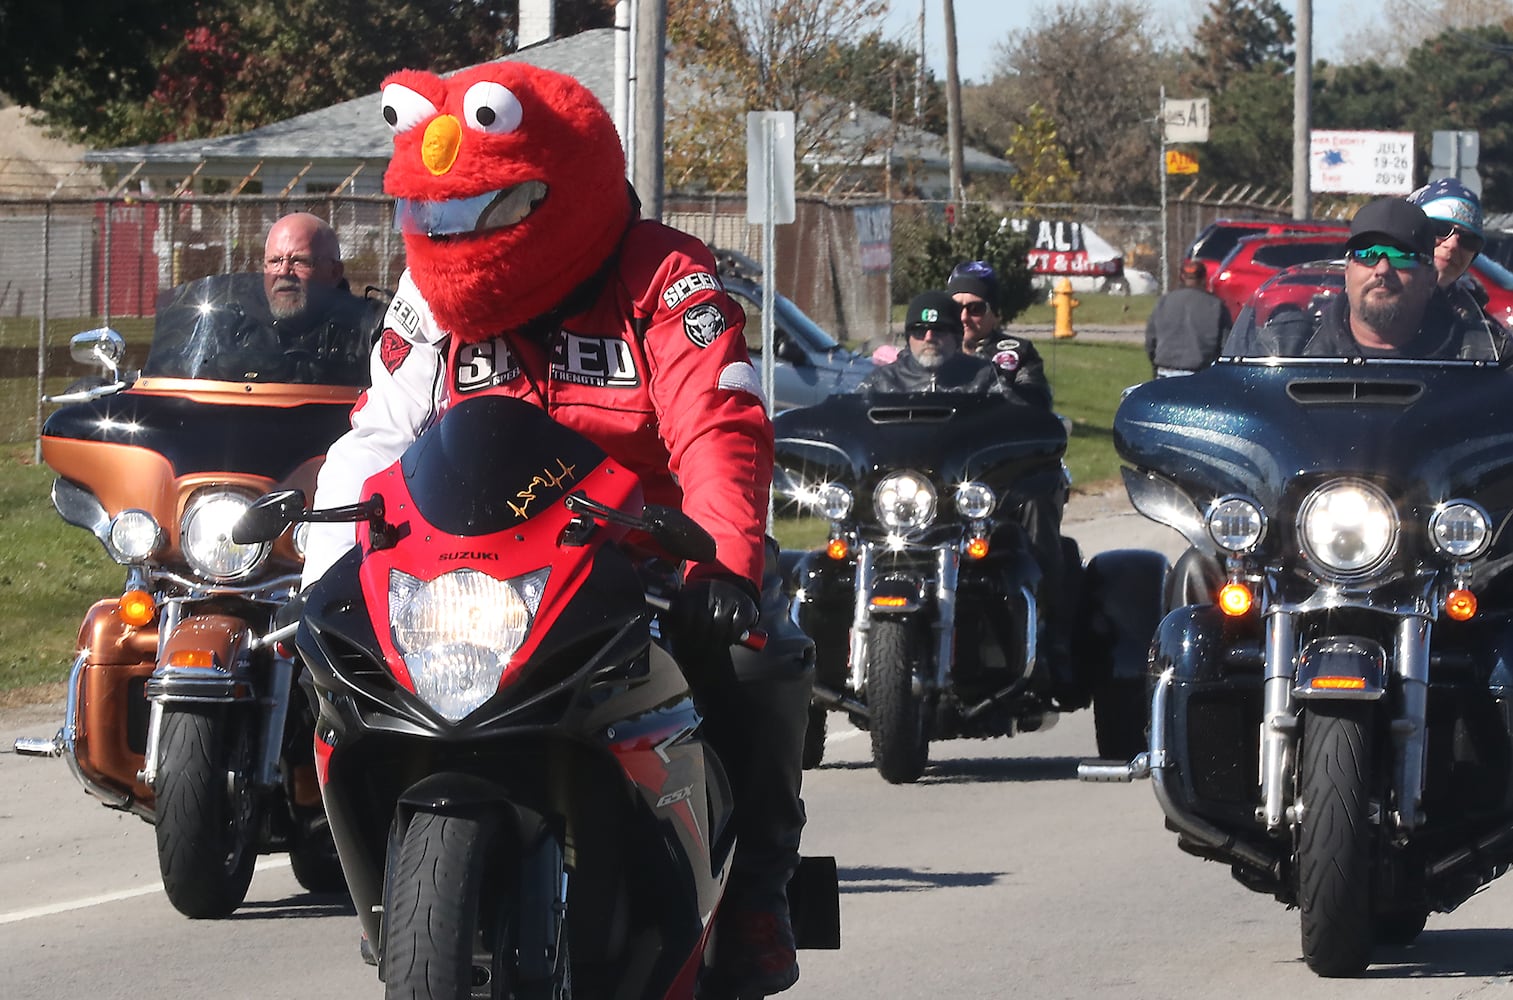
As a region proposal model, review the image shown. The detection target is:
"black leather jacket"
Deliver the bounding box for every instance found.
[965,331,1053,408]
[858,350,1005,394]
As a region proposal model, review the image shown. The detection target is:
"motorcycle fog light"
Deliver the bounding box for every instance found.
[181,490,269,581]
[1207,496,1265,553]
[874,471,936,532]
[390,566,549,722]
[1429,501,1490,559]
[108,509,162,562]
[954,482,996,520]
[1298,480,1396,577]
[815,483,853,520]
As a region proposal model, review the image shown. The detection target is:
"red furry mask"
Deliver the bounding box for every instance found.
[381,62,631,342]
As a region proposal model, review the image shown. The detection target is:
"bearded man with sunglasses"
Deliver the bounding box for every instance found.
[1302,197,1507,361]
[946,260,1053,408]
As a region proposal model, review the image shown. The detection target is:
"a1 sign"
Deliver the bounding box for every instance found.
[1163,98,1209,143]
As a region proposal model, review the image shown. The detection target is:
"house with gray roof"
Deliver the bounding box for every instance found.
[84,28,1011,201]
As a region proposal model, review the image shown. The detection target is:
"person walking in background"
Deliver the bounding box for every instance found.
[1145,259,1231,377]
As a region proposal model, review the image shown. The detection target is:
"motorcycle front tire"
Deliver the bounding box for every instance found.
[383,812,521,1000]
[154,706,260,918]
[1297,702,1376,977]
[868,618,931,784]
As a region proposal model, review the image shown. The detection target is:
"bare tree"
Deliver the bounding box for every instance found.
[665,0,892,193]
[1338,0,1513,66]
[972,0,1168,205]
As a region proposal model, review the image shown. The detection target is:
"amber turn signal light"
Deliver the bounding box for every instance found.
[1218,582,1252,617]
[167,649,216,669]
[118,589,156,627]
[1446,588,1477,622]
[965,537,990,560]
[826,538,849,560]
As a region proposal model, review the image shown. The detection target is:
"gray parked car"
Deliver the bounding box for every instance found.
[713,248,873,411]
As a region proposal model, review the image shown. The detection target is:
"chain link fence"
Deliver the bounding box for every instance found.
[1,189,1258,449]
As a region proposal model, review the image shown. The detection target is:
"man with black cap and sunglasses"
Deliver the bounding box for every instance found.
[859,289,1005,392]
[1301,196,1506,360]
[946,260,1053,408]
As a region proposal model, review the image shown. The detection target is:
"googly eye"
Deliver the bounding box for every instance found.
[462,81,523,135]
[381,84,438,134]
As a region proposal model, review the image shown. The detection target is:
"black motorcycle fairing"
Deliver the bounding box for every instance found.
[43,395,352,481]
[775,391,1067,520]
[399,396,615,536]
[1117,361,1513,566]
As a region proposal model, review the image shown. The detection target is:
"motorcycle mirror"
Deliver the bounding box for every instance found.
[642,504,718,564]
[69,328,125,378]
[234,489,308,544]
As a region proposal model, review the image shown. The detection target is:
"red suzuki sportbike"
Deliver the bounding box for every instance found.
[237,394,838,999]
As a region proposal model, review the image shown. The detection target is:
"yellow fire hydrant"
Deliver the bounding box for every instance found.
[1052,277,1079,339]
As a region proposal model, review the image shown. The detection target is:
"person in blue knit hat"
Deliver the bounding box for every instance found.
[1409,177,1485,289]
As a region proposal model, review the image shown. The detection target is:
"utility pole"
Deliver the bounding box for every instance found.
[632,0,666,221]
[943,0,965,204]
[1292,0,1312,219]
[914,0,925,124]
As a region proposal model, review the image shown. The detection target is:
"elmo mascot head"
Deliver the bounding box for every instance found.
[380,62,632,343]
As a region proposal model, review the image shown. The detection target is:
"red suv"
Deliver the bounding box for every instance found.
[1468,255,1513,328]
[1210,233,1349,319]
[1185,218,1348,270]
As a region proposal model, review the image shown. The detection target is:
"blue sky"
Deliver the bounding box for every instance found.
[879,1,1348,86]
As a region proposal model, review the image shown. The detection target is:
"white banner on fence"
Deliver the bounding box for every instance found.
[1310,130,1415,194]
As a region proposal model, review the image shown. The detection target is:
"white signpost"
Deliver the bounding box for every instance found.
[747,111,795,527]
[1309,130,1415,194]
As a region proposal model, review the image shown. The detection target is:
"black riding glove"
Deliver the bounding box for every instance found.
[675,575,760,650]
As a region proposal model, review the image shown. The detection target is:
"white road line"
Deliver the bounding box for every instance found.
[0,856,290,925]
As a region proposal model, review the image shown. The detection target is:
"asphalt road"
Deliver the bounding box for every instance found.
[4,502,1513,999]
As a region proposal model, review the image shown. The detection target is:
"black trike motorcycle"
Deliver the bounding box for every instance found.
[1081,262,1513,976]
[776,390,1167,783]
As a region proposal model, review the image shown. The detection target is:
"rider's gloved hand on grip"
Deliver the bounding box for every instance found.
[275,590,308,632]
[674,574,760,650]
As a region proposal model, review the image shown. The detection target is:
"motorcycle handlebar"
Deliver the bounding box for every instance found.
[644,594,767,650]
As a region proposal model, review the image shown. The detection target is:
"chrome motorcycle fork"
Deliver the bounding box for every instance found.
[140,598,185,789]
[1259,610,1296,830]
[930,546,960,691]
[848,544,876,693]
[1391,615,1431,831]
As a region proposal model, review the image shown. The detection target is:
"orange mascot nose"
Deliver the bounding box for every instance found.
[422,115,462,175]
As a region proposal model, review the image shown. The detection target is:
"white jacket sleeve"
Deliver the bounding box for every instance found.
[302,271,447,588]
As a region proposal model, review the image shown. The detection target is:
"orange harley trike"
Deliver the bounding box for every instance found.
[14,272,382,917]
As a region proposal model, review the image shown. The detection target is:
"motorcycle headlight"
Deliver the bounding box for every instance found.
[874,471,936,532]
[1429,501,1490,559]
[390,566,550,722]
[1207,495,1265,554]
[108,508,162,562]
[814,483,853,520]
[181,490,269,581]
[1298,480,1397,577]
[954,482,996,520]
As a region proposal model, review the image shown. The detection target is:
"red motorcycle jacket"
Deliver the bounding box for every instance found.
[304,222,774,590]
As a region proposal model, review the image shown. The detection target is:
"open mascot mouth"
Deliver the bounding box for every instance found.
[394,180,549,239]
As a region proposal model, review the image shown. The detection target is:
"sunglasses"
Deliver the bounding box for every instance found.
[1346,244,1426,270]
[958,300,989,318]
[1430,219,1485,253]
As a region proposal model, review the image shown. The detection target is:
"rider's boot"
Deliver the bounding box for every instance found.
[698,666,811,996]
